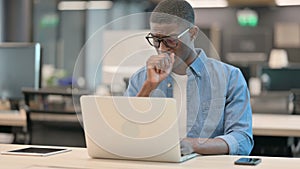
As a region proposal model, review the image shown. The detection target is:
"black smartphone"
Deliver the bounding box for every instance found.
[234,157,262,165]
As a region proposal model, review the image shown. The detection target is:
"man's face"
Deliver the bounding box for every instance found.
[149,22,193,66]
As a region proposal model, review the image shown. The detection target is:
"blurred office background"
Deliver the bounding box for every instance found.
[0,0,300,157]
[1,0,300,90]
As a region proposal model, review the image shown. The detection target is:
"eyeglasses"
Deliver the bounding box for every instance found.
[145,28,191,49]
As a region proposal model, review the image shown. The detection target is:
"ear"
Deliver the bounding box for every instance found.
[190,26,199,40]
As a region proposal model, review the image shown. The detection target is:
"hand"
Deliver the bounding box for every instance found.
[136,52,175,97]
[146,52,175,85]
[180,139,194,155]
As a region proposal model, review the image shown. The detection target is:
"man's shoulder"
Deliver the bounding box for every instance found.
[205,57,239,73]
[196,49,239,72]
[131,66,147,79]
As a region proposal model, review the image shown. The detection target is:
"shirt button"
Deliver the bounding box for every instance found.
[167,83,172,88]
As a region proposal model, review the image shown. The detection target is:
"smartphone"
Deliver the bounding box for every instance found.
[1,147,71,157]
[234,157,262,165]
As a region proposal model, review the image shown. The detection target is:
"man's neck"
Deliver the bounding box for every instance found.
[172,49,198,75]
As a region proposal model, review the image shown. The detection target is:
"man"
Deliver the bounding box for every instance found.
[124,0,253,155]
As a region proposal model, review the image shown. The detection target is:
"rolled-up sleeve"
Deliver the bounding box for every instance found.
[124,77,138,96]
[124,67,146,97]
[217,68,254,155]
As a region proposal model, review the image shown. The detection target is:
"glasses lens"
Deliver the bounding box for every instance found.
[146,35,179,48]
[162,37,178,48]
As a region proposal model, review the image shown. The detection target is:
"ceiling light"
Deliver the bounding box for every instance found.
[86,1,113,10]
[58,1,113,11]
[186,0,228,8]
[58,1,86,11]
[276,0,300,6]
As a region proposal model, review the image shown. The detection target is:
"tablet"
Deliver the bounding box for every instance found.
[1,147,71,157]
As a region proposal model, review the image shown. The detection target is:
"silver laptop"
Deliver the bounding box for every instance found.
[80,95,198,162]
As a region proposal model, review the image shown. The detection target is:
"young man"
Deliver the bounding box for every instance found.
[124,0,253,155]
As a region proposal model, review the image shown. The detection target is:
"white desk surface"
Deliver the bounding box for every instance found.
[252,113,300,137]
[1,144,300,169]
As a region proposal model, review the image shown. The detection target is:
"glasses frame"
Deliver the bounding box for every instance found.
[145,27,191,49]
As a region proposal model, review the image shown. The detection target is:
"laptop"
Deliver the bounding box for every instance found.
[80,95,198,162]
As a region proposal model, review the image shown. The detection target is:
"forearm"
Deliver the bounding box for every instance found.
[136,81,159,97]
[187,138,229,155]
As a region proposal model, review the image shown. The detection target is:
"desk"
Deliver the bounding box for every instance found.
[252,114,300,137]
[22,88,89,145]
[0,109,26,127]
[1,144,300,169]
[0,110,27,143]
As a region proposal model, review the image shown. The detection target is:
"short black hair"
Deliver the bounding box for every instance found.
[150,0,194,25]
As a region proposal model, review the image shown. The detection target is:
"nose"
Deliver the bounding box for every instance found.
[157,41,169,53]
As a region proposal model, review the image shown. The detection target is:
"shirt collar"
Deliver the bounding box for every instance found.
[187,48,207,77]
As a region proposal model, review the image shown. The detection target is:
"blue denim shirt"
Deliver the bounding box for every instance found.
[124,49,254,155]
